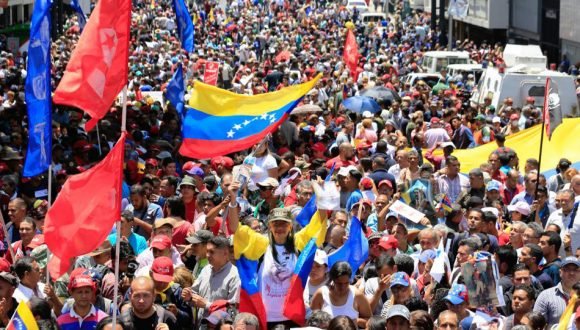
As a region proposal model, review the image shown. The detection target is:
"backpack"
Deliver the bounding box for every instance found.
[120,305,166,330]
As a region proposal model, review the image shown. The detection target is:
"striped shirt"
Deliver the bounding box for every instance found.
[533,283,569,327]
[57,305,108,330]
[437,174,470,203]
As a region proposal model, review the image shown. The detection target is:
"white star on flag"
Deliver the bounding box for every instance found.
[243,120,250,126]
[227,130,235,138]
[260,113,269,120]
[233,124,242,130]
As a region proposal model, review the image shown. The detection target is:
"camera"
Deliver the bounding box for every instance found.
[126,259,139,278]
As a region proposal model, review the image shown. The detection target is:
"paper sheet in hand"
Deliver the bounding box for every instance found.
[390,200,425,223]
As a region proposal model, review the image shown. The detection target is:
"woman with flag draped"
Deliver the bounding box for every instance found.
[227,180,328,329]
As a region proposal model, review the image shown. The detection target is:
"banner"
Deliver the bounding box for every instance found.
[448,0,469,18]
[204,61,220,86]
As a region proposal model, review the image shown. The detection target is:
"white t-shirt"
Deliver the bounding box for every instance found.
[249,154,278,191]
[259,245,296,322]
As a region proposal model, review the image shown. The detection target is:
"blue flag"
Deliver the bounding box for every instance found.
[23,0,52,177]
[172,0,194,52]
[166,63,185,117]
[328,216,369,280]
[70,0,86,31]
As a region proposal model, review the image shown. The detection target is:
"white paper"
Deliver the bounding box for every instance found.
[390,200,425,223]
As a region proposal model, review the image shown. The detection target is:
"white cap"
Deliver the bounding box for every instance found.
[314,249,328,266]
[337,165,358,177]
[362,110,373,118]
[492,116,501,124]
[507,201,531,216]
[481,207,499,218]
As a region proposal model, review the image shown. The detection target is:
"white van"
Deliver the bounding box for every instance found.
[447,63,484,84]
[360,13,387,35]
[470,66,579,117]
[421,51,471,73]
[346,0,369,13]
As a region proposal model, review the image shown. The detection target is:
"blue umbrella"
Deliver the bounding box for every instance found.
[342,96,382,114]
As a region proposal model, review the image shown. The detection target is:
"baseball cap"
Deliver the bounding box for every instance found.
[379,235,398,251]
[0,258,10,272]
[156,151,172,160]
[186,229,214,245]
[507,201,531,216]
[210,156,234,171]
[419,249,437,263]
[257,177,280,188]
[151,256,174,282]
[268,208,292,223]
[362,110,373,118]
[150,235,172,250]
[154,218,176,230]
[0,272,17,286]
[492,116,501,124]
[186,167,205,178]
[445,283,469,305]
[430,117,441,124]
[390,272,410,288]
[30,245,48,269]
[314,249,328,266]
[368,232,384,241]
[386,305,410,321]
[378,180,393,189]
[475,114,486,121]
[312,142,326,153]
[68,274,96,292]
[561,256,580,268]
[337,165,358,177]
[145,158,158,167]
[486,180,501,192]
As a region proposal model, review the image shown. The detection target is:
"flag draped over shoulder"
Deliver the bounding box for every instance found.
[172,0,195,52]
[180,74,321,159]
[283,238,317,326]
[343,29,359,80]
[166,63,185,117]
[237,256,267,330]
[52,0,131,131]
[44,132,126,280]
[543,77,563,140]
[328,216,368,280]
[6,301,39,330]
[23,0,52,177]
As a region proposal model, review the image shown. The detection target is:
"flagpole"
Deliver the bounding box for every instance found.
[535,78,549,201]
[96,124,103,156]
[113,85,128,327]
[46,164,53,285]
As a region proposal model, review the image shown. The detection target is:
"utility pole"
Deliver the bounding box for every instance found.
[431,0,437,31]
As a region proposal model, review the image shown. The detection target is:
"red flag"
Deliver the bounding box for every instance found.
[44,132,126,280]
[343,29,360,80]
[52,0,131,131]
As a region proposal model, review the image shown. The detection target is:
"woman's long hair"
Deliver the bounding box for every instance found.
[268,225,297,264]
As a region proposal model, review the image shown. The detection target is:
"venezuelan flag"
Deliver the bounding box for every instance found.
[180,74,321,159]
[237,256,267,330]
[441,194,453,212]
[7,301,39,330]
[283,238,317,326]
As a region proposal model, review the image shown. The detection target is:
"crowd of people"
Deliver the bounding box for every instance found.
[0,0,578,329]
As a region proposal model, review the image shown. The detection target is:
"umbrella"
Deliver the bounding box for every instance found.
[275,50,291,63]
[360,86,401,105]
[291,104,323,115]
[432,82,449,95]
[342,96,381,114]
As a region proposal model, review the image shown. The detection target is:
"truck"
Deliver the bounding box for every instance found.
[470,45,579,117]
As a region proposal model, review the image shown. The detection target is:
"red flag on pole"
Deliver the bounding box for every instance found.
[45,132,126,280]
[52,0,131,131]
[543,77,563,140]
[343,29,360,80]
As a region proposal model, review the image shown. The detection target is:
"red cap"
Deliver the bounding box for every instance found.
[430,117,441,124]
[182,161,199,173]
[210,156,234,171]
[27,235,45,249]
[510,114,519,121]
[150,235,172,250]
[361,177,373,190]
[335,117,346,126]
[145,158,158,167]
[378,180,393,189]
[412,91,420,97]
[151,256,174,282]
[0,258,10,272]
[526,96,535,103]
[378,235,399,250]
[68,274,96,292]
[311,142,326,153]
[356,141,371,150]
[208,300,229,314]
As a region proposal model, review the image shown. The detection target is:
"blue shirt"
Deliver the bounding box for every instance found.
[510,191,533,206]
[346,189,363,213]
[108,232,148,255]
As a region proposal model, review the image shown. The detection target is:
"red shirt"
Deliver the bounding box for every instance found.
[184,199,197,223]
[325,156,356,169]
